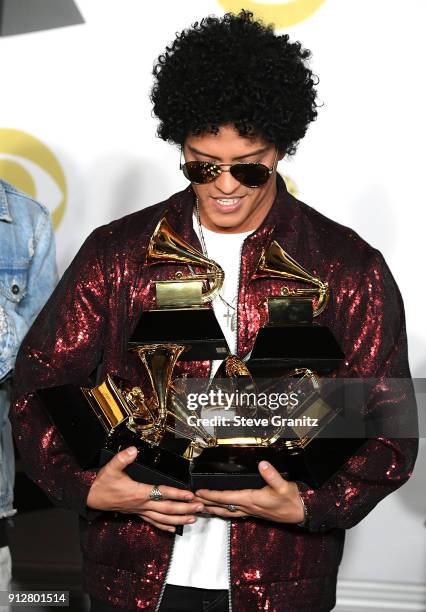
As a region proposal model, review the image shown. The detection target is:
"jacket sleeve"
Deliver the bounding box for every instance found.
[298,250,418,532]
[10,228,109,518]
[0,208,58,381]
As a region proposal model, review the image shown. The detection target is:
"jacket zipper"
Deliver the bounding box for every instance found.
[154,534,177,612]
[226,238,245,612]
[155,235,246,612]
[227,520,233,612]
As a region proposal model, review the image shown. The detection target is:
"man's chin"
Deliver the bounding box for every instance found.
[203,212,250,232]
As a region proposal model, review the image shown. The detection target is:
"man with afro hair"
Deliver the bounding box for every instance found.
[11,10,417,612]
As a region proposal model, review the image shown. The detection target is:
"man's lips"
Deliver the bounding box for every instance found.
[209,195,247,212]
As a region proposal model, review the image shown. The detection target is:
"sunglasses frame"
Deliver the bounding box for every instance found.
[180,148,278,188]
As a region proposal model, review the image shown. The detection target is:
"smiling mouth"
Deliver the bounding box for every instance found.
[212,196,246,207]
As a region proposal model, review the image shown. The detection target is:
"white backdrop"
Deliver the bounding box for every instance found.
[1,0,425,603]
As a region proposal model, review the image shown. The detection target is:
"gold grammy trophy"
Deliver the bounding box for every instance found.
[88,217,231,489]
[129,217,229,361]
[85,343,217,489]
[247,238,344,374]
[38,218,228,492]
[237,238,364,487]
[255,238,329,317]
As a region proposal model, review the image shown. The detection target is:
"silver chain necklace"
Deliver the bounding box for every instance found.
[194,198,237,331]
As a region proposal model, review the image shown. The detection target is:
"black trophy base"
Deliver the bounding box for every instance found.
[280,437,367,488]
[100,443,192,490]
[129,308,229,360]
[247,324,345,375]
[191,447,291,490]
[38,382,104,469]
[192,437,366,490]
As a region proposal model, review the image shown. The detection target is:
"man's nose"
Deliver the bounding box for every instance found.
[213,168,242,193]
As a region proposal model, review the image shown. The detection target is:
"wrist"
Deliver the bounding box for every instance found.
[295,482,309,527]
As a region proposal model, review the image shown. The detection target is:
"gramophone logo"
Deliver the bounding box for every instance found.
[217,0,326,28]
[0,129,67,229]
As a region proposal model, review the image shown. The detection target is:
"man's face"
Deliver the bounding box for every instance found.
[183,125,282,233]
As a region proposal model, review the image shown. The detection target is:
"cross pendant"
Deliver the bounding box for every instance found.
[223,307,233,328]
[223,308,237,332]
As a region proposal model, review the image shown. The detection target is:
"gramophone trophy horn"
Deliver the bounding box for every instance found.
[253,239,329,317]
[130,344,216,452]
[129,343,186,444]
[147,217,225,306]
[130,217,229,361]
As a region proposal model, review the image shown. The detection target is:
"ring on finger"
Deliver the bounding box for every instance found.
[149,484,163,502]
[227,504,237,512]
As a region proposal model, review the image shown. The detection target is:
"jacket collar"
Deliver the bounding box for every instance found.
[164,173,299,244]
[162,173,301,278]
[0,182,12,223]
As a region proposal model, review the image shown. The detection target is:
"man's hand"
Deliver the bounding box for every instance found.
[87,446,205,533]
[195,461,305,523]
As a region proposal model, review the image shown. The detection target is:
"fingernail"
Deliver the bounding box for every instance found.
[168,527,175,533]
[195,505,204,512]
[126,447,137,457]
[188,517,196,523]
[259,461,270,471]
[184,494,194,501]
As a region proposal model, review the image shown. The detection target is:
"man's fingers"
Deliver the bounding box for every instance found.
[106,446,138,473]
[195,489,249,505]
[141,516,176,533]
[258,461,287,491]
[142,510,198,526]
[155,485,195,502]
[145,500,204,515]
[201,500,246,511]
[205,506,249,519]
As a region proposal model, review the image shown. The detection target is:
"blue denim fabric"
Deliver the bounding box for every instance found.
[0,180,58,517]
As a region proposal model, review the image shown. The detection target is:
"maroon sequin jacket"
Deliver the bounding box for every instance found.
[11,177,417,611]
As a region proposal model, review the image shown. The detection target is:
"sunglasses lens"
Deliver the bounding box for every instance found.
[182,161,220,184]
[230,164,270,187]
[181,160,272,187]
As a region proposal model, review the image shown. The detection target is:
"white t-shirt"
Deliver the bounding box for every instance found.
[166,218,251,589]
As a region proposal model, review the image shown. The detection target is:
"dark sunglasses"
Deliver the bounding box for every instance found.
[180,149,278,188]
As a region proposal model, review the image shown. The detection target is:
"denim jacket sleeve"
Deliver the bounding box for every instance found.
[0,193,58,381]
[0,181,58,517]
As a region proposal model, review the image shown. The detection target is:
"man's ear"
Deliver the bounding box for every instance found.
[277,149,286,162]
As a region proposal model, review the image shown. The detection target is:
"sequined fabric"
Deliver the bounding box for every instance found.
[11,176,417,611]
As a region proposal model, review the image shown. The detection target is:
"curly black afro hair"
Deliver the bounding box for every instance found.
[151,10,318,155]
